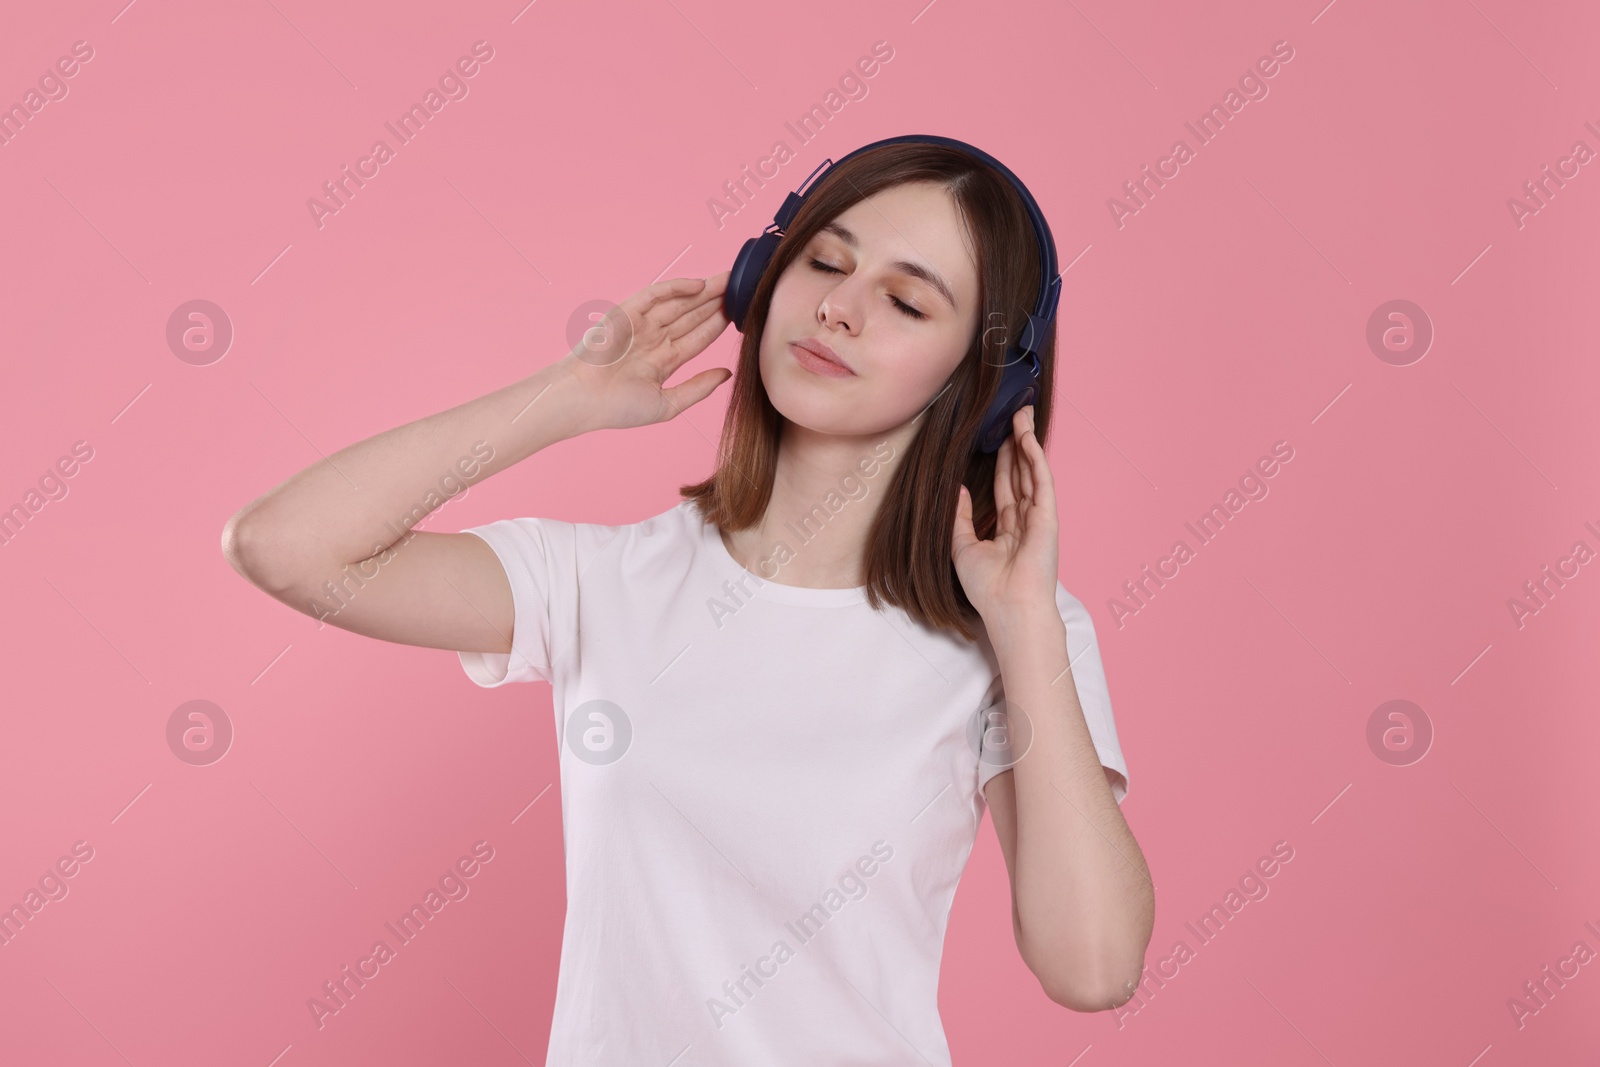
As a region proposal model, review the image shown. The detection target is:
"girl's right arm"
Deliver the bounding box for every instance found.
[220,272,732,656]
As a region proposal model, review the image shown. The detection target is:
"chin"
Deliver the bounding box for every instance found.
[759,347,903,439]
[767,390,838,433]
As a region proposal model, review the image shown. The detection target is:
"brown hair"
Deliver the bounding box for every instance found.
[680,140,1058,642]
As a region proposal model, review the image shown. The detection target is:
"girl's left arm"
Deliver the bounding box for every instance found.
[982,609,1153,1012]
[952,405,1155,1013]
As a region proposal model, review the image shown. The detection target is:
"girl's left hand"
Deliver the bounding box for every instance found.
[951,405,1060,622]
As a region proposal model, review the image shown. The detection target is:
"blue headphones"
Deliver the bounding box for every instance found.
[724,133,1062,454]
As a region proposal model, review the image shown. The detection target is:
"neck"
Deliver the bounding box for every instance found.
[723,419,918,589]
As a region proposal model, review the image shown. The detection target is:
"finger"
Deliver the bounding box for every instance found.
[627,276,710,327]
[661,272,731,324]
[666,292,730,343]
[665,305,731,369]
[641,281,725,333]
[951,483,977,557]
[648,288,729,341]
[659,366,733,419]
[1020,419,1056,515]
[993,434,1017,535]
[1014,409,1035,503]
[634,276,706,307]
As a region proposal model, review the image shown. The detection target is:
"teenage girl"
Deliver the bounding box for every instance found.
[224,137,1154,1066]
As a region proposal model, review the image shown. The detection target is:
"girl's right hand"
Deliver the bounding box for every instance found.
[561,271,735,432]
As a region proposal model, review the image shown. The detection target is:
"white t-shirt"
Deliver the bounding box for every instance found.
[457,499,1129,1066]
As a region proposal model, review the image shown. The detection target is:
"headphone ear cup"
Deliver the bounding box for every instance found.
[977,355,1039,453]
[726,231,783,333]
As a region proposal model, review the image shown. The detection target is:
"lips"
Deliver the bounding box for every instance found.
[791,338,853,373]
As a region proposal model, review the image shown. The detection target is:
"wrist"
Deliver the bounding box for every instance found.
[984,598,1066,653]
[526,359,603,440]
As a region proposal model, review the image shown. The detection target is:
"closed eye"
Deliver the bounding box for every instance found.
[808,259,927,320]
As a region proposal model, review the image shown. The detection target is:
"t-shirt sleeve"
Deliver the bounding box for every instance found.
[455,517,573,687]
[977,581,1130,805]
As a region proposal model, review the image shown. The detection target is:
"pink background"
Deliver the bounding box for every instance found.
[2,0,1596,1063]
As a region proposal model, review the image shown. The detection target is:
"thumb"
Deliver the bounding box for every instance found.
[660,368,732,419]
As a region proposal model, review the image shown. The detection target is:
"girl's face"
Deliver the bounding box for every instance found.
[759,181,982,443]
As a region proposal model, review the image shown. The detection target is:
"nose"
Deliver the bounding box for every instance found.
[818,279,861,332]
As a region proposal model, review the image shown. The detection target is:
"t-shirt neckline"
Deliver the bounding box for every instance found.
[688,502,869,606]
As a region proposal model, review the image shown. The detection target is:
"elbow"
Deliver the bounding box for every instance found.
[1022,888,1157,1013]
[220,509,250,573]
[221,505,295,594]
[1041,972,1142,1014]
[220,508,260,579]
[1024,930,1153,1014]
[1038,956,1148,1013]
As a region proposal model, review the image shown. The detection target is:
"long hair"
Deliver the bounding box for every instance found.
[680,140,1058,642]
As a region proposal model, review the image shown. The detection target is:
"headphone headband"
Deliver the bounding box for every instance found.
[725,133,1062,453]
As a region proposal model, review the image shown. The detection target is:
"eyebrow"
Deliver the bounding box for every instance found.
[817,221,958,312]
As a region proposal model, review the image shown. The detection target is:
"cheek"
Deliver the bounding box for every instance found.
[881,338,967,394]
[768,265,816,316]
[759,277,810,355]
[859,341,967,420]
